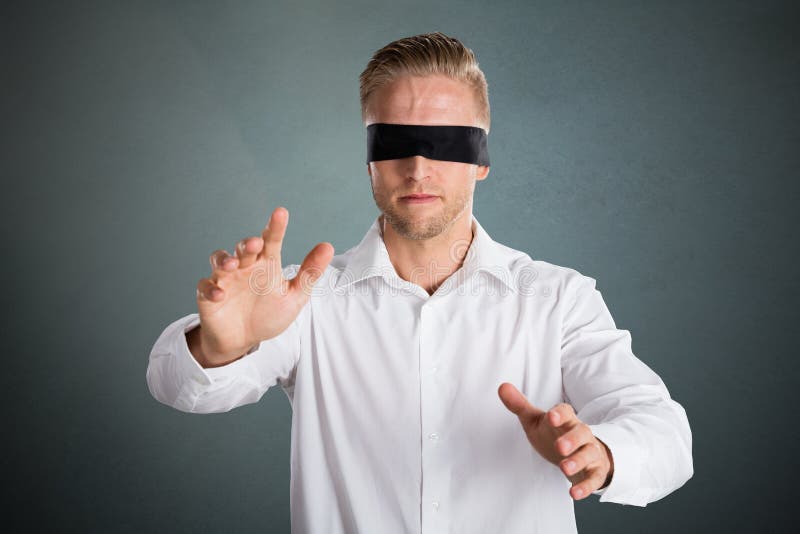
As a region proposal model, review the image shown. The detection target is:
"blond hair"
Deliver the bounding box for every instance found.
[359,32,491,133]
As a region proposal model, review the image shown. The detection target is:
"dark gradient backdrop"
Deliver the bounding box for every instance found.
[3,1,797,532]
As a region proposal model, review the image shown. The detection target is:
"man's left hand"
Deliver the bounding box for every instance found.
[498,382,614,500]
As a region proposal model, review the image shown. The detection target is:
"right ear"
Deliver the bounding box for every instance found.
[366,163,372,179]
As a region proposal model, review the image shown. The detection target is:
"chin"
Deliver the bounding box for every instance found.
[390,216,451,241]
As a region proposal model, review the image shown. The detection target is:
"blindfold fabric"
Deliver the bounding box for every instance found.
[366,123,490,166]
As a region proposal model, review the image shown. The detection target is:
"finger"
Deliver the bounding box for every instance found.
[570,466,607,501]
[560,441,603,477]
[554,424,593,457]
[209,249,238,282]
[548,402,577,428]
[236,236,264,269]
[197,277,224,302]
[497,383,545,421]
[259,206,289,266]
[290,242,335,297]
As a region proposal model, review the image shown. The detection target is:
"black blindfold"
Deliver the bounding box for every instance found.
[366,123,490,166]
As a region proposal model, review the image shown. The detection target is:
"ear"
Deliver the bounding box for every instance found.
[476,165,490,181]
[366,163,372,179]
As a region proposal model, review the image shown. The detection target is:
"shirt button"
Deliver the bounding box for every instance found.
[431,366,438,373]
[428,432,439,441]
[432,501,440,510]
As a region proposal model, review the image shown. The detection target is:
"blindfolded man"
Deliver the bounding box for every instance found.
[147,32,693,534]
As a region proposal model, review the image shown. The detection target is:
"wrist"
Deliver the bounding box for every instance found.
[186,325,247,368]
[597,438,614,489]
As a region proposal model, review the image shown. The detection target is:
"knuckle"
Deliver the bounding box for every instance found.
[562,456,580,472]
[569,446,585,462]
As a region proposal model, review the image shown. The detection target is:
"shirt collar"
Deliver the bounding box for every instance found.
[333,214,517,292]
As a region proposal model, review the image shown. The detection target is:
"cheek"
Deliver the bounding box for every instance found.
[370,161,390,180]
[370,162,404,189]
[441,162,477,181]
[441,164,476,188]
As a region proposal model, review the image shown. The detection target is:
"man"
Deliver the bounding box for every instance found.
[147,32,693,533]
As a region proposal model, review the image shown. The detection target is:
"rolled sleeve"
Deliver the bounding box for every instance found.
[560,273,694,507]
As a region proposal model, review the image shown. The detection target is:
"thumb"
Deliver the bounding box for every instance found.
[498,382,545,419]
[291,242,335,297]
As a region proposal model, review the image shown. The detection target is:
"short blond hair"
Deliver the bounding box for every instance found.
[359,32,491,133]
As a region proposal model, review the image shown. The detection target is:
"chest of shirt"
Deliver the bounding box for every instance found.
[291,277,567,430]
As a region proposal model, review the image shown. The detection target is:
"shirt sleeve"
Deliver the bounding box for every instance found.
[145,266,306,414]
[559,273,694,507]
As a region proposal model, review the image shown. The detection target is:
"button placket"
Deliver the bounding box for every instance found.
[419,300,446,532]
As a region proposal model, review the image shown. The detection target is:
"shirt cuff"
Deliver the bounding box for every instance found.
[173,314,212,384]
[587,421,649,506]
[168,314,263,410]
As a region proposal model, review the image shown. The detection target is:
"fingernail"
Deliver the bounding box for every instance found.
[574,488,584,498]
[565,461,576,473]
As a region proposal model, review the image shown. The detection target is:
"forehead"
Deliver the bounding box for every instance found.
[365,74,479,127]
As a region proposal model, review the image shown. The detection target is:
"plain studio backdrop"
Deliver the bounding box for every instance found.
[3,1,797,532]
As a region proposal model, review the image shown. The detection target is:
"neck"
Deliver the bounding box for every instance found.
[380,211,475,296]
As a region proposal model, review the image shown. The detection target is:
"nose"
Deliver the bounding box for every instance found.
[405,155,432,182]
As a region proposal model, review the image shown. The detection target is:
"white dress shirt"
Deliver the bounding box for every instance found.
[147,214,693,534]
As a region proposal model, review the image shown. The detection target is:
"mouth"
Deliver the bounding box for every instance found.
[399,193,439,204]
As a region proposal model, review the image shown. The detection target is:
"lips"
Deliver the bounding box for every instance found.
[399,193,439,205]
[400,194,438,199]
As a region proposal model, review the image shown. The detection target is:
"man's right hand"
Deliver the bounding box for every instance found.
[188,206,334,368]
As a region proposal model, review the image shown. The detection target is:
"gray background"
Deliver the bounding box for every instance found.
[3,0,797,532]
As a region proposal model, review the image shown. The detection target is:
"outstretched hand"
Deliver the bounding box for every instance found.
[497,382,614,500]
[192,206,334,366]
